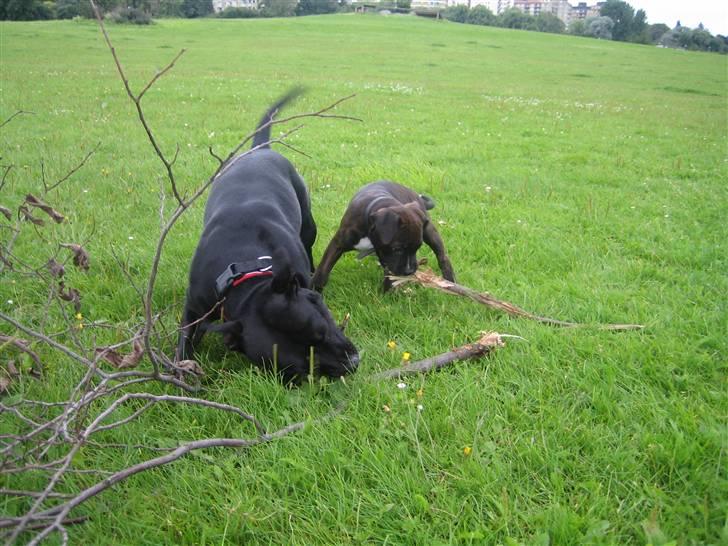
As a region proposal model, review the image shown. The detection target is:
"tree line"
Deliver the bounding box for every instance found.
[0,0,352,21]
[442,0,727,53]
[1,0,725,54]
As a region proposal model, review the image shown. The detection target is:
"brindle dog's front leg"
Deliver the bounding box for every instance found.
[312,233,348,292]
[423,222,455,282]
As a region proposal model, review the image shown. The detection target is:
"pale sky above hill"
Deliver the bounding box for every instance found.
[627,0,727,35]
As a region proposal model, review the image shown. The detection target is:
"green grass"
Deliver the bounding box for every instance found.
[1,14,727,545]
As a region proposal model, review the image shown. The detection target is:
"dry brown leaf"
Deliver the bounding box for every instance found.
[0,205,11,221]
[47,258,65,278]
[6,360,20,376]
[95,347,123,367]
[60,243,90,271]
[95,337,144,369]
[18,205,44,226]
[25,194,65,223]
[173,360,205,376]
[58,282,81,312]
[0,374,10,393]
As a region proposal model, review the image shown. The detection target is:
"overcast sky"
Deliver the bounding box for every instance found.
[627,0,727,35]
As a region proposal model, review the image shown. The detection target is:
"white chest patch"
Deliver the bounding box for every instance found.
[354,237,374,251]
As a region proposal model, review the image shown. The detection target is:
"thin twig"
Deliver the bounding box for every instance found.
[0,110,34,129]
[0,335,42,376]
[137,49,186,101]
[1,165,13,192]
[44,143,100,193]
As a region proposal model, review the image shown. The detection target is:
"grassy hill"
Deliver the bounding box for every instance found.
[1,14,726,544]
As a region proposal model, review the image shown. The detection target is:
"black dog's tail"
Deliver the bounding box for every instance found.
[420,194,436,210]
[252,87,305,150]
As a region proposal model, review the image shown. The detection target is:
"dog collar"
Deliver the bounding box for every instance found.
[364,195,393,219]
[215,256,273,298]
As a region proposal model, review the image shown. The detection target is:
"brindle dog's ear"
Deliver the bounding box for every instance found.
[371,208,401,246]
[405,202,428,223]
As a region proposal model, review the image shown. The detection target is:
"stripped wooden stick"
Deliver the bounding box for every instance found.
[390,269,643,331]
[372,332,505,380]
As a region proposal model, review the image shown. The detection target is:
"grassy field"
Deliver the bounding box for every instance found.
[1,13,726,545]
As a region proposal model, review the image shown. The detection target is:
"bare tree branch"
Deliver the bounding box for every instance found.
[43,143,100,193]
[0,165,12,192]
[137,49,186,101]
[0,335,43,376]
[0,110,34,130]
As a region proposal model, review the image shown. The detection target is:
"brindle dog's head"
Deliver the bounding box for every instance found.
[368,202,427,276]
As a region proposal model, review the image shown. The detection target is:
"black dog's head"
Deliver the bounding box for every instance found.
[368,203,426,276]
[212,259,359,383]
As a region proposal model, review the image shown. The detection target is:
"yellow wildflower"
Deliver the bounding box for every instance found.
[463,446,472,456]
[387,340,396,350]
[402,352,411,362]
[75,313,83,321]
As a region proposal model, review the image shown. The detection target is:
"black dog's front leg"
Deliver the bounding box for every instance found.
[423,222,456,282]
[176,304,200,361]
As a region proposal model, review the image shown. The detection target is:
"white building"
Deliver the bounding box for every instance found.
[448,0,593,24]
[212,0,259,12]
[411,0,449,9]
[448,0,513,13]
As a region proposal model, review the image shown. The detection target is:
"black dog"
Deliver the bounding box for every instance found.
[177,90,359,382]
[312,181,455,291]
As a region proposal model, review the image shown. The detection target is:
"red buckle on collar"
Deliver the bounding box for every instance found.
[231,270,274,288]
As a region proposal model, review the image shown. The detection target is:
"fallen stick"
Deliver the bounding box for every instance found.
[390,269,644,331]
[372,332,505,380]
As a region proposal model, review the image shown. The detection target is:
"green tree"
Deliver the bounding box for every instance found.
[628,8,649,42]
[568,19,586,36]
[147,0,184,17]
[599,0,634,41]
[295,0,337,15]
[498,7,532,29]
[442,4,468,23]
[585,16,614,39]
[534,12,565,34]
[260,0,295,17]
[648,23,670,43]
[1,0,54,19]
[181,0,212,18]
[218,6,257,18]
[56,0,83,18]
[466,5,495,26]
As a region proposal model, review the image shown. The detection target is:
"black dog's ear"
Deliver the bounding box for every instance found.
[271,247,293,294]
[371,208,401,246]
[271,249,309,297]
[292,272,310,290]
[205,320,244,350]
[272,263,292,294]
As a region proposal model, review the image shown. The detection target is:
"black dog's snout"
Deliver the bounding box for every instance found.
[346,352,360,371]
